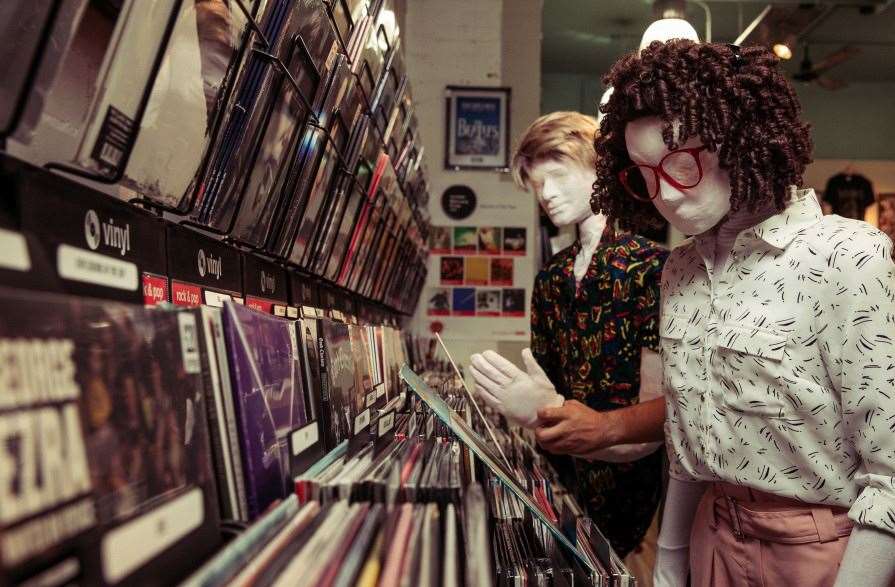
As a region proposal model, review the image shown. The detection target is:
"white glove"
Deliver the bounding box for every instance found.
[468,348,564,428]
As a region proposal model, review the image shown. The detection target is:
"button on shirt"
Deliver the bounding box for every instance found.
[660,189,895,535]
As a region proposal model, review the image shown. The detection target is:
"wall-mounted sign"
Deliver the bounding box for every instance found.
[444,86,511,170]
[441,185,477,220]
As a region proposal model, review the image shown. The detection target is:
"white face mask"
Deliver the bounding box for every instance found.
[528,159,602,228]
[624,116,731,235]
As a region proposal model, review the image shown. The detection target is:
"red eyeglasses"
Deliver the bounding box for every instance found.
[618,146,709,202]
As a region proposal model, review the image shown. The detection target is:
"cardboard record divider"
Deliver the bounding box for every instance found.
[166,224,243,307]
[9,156,168,305]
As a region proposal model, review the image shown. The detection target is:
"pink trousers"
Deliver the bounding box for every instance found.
[690,483,853,587]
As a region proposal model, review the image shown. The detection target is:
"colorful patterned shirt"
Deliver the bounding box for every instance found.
[531,228,668,556]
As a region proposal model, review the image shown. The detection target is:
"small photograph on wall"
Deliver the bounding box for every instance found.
[445,86,510,170]
[429,226,452,254]
[490,258,514,286]
[476,289,501,316]
[465,257,490,285]
[878,193,895,243]
[440,257,465,285]
[427,288,451,316]
[503,227,527,256]
[478,227,502,255]
[452,288,476,316]
[501,288,525,317]
[453,226,478,254]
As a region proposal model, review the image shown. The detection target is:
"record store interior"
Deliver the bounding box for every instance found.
[2,0,895,585]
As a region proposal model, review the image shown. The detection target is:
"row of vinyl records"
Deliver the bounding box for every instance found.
[0,282,632,585]
[2,0,430,289]
[0,284,418,585]
[182,375,635,587]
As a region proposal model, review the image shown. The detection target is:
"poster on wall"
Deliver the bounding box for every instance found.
[427,288,451,316]
[453,226,478,254]
[452,288,476,316]
[478,226,502,255]
[490,258,514,286]
[503,227,527,256]
[476,289,501,316]
[464,257,489,285]
[444,86,510,170]
[440,257,464,285]
[502,288,525,317]
[429,226,452,254]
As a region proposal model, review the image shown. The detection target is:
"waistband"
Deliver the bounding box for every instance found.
[709,482,853,544]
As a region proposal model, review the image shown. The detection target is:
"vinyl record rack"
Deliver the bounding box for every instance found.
[0,0,429,321]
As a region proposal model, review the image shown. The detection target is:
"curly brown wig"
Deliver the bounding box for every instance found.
[592,40,813,230]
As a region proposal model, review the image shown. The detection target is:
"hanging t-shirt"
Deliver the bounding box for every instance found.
[823,172,875,220]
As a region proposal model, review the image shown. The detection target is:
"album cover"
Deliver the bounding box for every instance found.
[452,288,476,316]
[464,257,489,285]
[452,226,477,254]
[296,318,323,424]
[348,325,374,412]
[478,227,502,255]
[0,288,220,585]
[476,289,502,317]
[120,0,262,209]
[490,258,514,286]
[189,0,298,232]
[502,288,526,317]
[222,302,309,519]
[429,226,451,254]
[320,319,355,449]
[229,3,337,247]
[503,227,527,256]
[321,172,368,282]
[197,306,248,522]
[440,256,464,286]
[427,288,451,316]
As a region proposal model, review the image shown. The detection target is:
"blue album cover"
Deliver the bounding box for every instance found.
[454,96,501,156]
[222,302,307,519]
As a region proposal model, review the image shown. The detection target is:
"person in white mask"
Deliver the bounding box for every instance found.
[594,40,895,587]
[470,111,669,560]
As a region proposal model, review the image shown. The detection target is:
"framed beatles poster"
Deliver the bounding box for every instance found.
[444,86,510,170]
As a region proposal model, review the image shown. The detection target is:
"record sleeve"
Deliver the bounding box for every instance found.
[119,0,260,209]
[9,0,178,176]
[319,318,355,449]
[400,365,598,576]
[196,306,248,522]
[0,288,220,585]
[222,301,308,519]
[228,0,343,247]
[267,54,352,260]
[188,0,297,231]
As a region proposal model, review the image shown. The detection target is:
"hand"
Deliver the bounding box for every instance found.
[534,400,619,456]
[468,348,563,428]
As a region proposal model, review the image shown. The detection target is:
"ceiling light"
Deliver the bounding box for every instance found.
[639,18,700,50]
[773,43,793,60]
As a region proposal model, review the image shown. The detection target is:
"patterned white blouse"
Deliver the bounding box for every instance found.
[660,189,895,535]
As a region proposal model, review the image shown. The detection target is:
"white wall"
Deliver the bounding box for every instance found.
[405,0,543,374]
